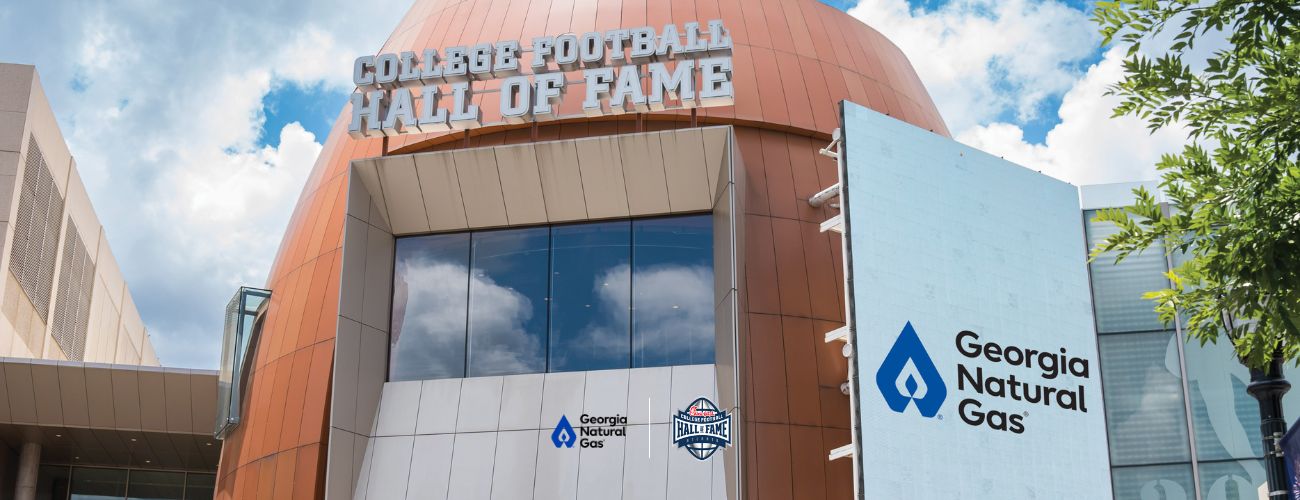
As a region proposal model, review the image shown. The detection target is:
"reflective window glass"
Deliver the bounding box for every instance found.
[1111,464,1195,500]
[467,227,549,376]
[71,467,128,499]
[128,470,186,500]
[390,233,471,381]
[184,473,215,500]
[37,465,71,500]
[1185,338,1264,461]
[1085,210,1172,333]
[1198,459,1266,500]
[1099,331,1192,465]
[549,221,631,372]
[390,215,715,380]
[632,215,714,368]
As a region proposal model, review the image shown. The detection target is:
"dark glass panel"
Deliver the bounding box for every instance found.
[37,465,71,500]
[70,467,128,500]
[183,473,215,500]
[127,470,185,500]
[631,215,714,368]
[467,227,550,376]
[549,221,631,372]
[390,233,471,381]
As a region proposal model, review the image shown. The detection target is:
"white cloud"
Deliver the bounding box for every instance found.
[848,0,1192,187]
[956,47,1188,185]
[847,0,1100,132]
[0,0,412,367]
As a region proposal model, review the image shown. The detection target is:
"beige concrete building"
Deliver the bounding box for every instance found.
[0,63,154,365]
[0,63,219,500]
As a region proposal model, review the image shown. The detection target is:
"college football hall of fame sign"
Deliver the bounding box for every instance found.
[672,397,733,460]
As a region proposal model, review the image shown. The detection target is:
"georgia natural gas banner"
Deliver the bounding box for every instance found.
[839,101,1112,498]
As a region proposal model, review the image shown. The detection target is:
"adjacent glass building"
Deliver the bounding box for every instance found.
[1084,183,1300,500]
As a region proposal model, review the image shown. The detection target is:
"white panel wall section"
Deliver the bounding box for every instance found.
[349,367,726,500]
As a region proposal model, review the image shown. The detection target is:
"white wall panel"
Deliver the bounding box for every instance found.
[627,367,672,425]
[416,378,462,435]
[447,432,497,500]
[324,429,354,500]
[375,380,421,436]
[455,376,503,432]
[497,373,543,431]
[490,430,538,500]
[364,436,415,500]
[577,427,627,500]
[407,434,454,500]
[539,371,584,430]
[582,369,629,418]
[350,367,726,500]
[533,425,581,500]
[622,424,669,500]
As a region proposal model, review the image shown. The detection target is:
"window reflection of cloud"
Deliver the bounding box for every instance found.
[469,270,545,375]
[628,263,714,362]
[551,264,631,369]
[391,260,469,379]
[393,258,546,378]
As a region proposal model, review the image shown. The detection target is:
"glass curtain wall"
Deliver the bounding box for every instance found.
[34,467,215,500]
[390,214,715,381]
[1085,209,1293,500]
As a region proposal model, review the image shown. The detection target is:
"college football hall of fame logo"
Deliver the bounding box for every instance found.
[672,397,733,460]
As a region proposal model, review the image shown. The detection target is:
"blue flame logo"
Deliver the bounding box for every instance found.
[551,415,577,448]
[875,322,947,417]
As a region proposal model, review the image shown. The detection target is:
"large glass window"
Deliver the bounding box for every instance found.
[549,221,631,372]
[1111,464,1195,500]
[1199,460,1266,500]
[1186,339,1264,461]
[183,474,215,500]
[1099,331,1192,465]
[390,233,471,381]
[70,467,127,499]
[390,214,714,381]
[632,216,715,368]
[1085,211,1172,334]
[126,470,185,500]
[467,227,550,376]
[37,465,71,499]
[35,467,213,500]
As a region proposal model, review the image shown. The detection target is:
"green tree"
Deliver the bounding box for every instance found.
[1089,0,1300,368]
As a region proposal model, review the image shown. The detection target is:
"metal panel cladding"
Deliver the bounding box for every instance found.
[840,101,1112,498]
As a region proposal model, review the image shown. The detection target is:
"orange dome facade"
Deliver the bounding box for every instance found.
[214,0,947,497]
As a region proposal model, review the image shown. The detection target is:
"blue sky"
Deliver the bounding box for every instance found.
[0,0,1182,368]
[261,83,347,148]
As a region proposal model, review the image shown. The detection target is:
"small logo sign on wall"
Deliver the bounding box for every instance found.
[875,321,947,418]
[671,397,733,460]
[551,415,577,448]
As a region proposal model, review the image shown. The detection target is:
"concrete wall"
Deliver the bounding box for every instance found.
[0,63,156,365]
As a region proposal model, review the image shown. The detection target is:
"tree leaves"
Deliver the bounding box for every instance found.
[1090,0,1300,367]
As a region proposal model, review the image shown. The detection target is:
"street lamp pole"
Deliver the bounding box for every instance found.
[1223,308,1292,498]
[1248,353,1291,499]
